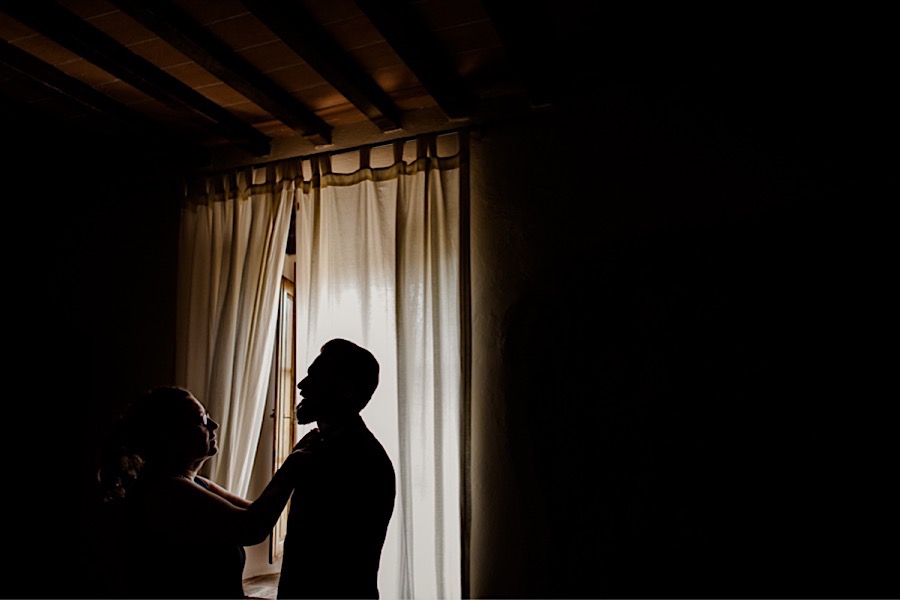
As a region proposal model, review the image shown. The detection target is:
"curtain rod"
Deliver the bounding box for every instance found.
[200,123,476,174]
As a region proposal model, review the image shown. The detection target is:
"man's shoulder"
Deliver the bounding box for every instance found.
[350,426,391,457]
[333,424,395,476]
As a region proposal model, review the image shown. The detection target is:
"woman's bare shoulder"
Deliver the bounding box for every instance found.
[141,475,222,506]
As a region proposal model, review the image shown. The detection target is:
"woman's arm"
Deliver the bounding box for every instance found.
[195,476,252,508]
[152,451,308,546]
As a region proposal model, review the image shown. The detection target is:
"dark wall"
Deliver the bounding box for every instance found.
[469,39,894,598]
[70,169,182,598]
[5,105,184,598]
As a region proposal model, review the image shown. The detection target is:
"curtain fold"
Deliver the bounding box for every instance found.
[175,164,296,498]
[296,141,464,599]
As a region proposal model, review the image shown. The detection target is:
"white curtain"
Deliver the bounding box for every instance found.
[295,139,464,599]
[175,164,296,497]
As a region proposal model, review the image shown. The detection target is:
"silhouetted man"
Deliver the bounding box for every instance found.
[277,338,396,599]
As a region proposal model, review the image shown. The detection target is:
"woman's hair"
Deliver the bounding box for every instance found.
[97,386,194,503]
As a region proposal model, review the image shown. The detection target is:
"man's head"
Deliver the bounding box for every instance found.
[296,338,380,425]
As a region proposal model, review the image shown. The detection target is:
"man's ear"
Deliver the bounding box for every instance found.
[336,379,355,403]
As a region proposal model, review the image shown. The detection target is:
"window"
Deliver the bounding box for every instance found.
[270,273,295,563]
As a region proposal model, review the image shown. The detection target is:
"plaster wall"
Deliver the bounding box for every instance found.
[465,84,892,597]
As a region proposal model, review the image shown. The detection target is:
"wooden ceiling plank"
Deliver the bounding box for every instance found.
[354,0,474,120]
[1,39,150,125]
[0,38,208,157]
[1,0,271,156]
[109,0,331,144]
[239,0,402,132]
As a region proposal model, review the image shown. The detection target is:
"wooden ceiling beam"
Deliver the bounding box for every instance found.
[354,0,474,121]
[1,39,145,125]
[108,0,332,146]
[239,0,402,133]
[0,39,209,161]
[1,0,271,156]
[481,0,554,109]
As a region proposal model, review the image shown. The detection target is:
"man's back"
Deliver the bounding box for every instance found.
[278,418,395,599]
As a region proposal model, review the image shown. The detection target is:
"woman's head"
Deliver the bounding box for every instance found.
[98,386,219,501]
[123,386,219,462]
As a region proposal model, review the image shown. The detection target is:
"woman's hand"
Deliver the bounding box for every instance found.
[292,428,324,453]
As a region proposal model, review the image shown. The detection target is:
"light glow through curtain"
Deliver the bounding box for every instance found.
[295,139,464,599]
[175,164,295,497]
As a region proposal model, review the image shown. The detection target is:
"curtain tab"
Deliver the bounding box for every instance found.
[318,155,332,176]
[416,136,428,160]
[310,155,320,188]
[359,146,371,170]
[415,134,438,160]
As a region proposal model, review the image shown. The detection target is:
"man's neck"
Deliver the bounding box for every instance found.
[317,413,362,436]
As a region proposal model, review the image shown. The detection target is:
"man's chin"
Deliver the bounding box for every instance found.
[296,409,316,425]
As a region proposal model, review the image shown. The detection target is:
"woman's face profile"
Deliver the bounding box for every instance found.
[173,394,219,460]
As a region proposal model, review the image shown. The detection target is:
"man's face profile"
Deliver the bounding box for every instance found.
[296,352,348,424]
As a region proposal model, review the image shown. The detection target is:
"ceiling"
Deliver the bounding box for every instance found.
[3,2,881,176]
[0,0,558,167]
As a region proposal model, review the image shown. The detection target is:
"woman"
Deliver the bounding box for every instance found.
[98,386,302,599]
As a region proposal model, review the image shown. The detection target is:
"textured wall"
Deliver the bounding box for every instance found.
[467,81,893,597]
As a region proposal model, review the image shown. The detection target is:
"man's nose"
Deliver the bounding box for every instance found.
[209,419,219,431]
